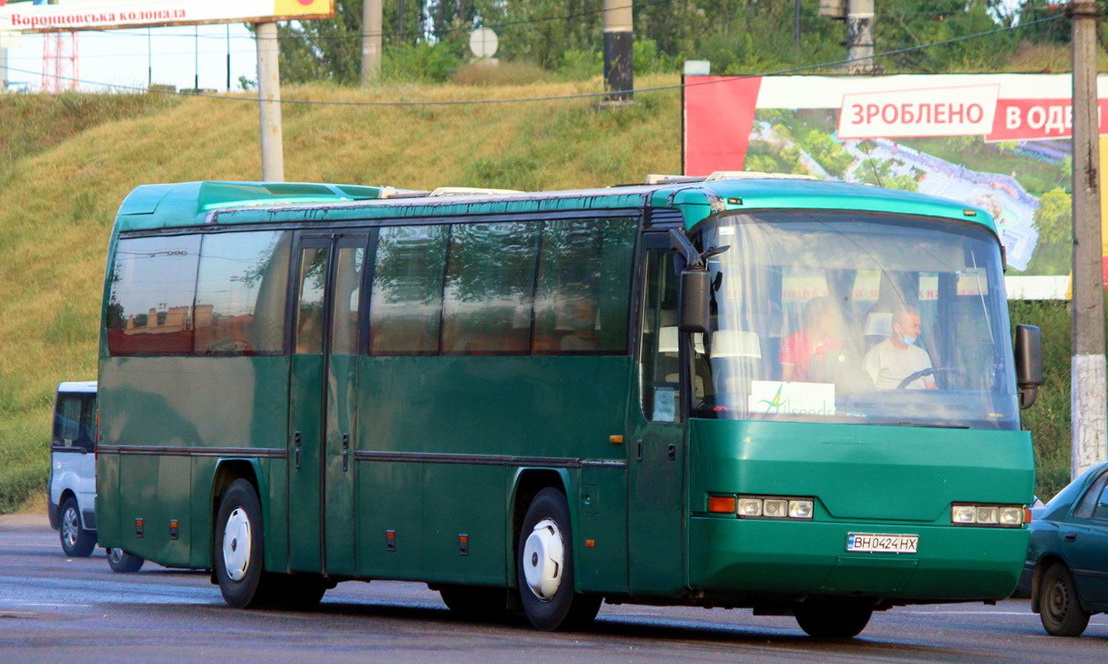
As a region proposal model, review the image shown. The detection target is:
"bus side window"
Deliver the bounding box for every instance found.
[295,247,329,355]
[640,249,681,422]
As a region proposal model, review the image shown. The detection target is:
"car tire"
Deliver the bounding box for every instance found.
[59,496,96,558]
[1039,563,1090,637]
[107,548,145,573]
[795,600,873,638]
[213,479,271,608]
[516,488,602,631]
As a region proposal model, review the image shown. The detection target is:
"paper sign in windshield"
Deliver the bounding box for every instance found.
[749,380,836,416]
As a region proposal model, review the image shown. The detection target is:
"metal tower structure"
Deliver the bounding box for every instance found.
[42,32,79,92]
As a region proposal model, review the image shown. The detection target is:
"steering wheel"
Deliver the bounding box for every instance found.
[896,368,934,389]
[896,367,965,389]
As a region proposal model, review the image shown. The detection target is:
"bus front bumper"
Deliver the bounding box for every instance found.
[688,516,1028,602]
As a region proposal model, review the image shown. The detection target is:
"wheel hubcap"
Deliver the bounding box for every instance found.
[222,507,252,582]
[62,508,78,548]
[109,548,122,564]
[522,518,564,600]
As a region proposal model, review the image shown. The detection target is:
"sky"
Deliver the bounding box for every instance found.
[2,23,259,93]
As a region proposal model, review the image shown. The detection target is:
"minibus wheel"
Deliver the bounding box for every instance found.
[59,496,95,558]
[516,488,601,631]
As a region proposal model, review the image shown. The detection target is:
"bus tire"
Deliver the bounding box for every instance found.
[1040,563,1090,637]
[214,479,269,608]
[261,573,328,611]
[438,584,510,620]
[516,488,601,631]
[59,496,96,558]
[107,548,145,573]
[794,600,873,638]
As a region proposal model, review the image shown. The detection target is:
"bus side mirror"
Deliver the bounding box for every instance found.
[679,268,710,333]
[1014,324,1042,410]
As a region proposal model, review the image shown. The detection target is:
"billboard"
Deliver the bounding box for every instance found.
[684,74,1108,280]
[0,0,333,33]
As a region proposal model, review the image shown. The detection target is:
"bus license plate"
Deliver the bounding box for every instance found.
[846,532,918,554]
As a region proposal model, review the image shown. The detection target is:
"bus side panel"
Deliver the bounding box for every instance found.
[115,454,192,565]
[356,355,631,587]
[98,357,290,569]
[576,464,629,594]
[189,457,216,569]
[356,461,424,579]
[263,458,289,573]
[94,453,121,547]
[422,464,507,585]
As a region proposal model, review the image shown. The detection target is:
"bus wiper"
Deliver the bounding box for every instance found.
[892,422,971,429]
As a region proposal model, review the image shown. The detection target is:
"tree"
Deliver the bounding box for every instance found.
[275,0,426,85]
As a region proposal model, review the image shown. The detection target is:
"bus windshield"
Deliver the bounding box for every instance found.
[691,210,1020,430]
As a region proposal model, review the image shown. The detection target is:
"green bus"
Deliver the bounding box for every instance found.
[96,175,1042,638]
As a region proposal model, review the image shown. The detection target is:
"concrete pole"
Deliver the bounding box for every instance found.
[361,0,383,86]
[0,44,7,92]
[1070,0,1107,479]
[256,22,285,182]
[846,0,874,74]
[603,0,633,103]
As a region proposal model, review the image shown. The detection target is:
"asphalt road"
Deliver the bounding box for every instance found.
[1,514,1105,664]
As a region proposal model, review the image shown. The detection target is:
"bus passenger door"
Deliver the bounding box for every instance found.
[289,236,330,573]
[626,240,687,595]
[322,235,367,577]
[288,233,367,575]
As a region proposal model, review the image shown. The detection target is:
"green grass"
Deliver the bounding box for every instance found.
[0,78,1093,511]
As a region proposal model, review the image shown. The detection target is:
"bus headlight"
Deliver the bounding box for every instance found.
[951,503,1026,527]
[715,495,815,520]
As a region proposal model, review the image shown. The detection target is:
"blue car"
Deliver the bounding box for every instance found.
[1023,461,1108,636]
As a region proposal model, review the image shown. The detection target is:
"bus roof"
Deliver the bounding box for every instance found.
[112,177,996,235]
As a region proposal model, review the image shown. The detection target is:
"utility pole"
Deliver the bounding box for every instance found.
[256,22,285,182]
[818,0,875,73]
[1069,0,1107,479]
[361,0,382,86]
[603,0,633,103]
[0,43,7,92]
[845,0,875,74]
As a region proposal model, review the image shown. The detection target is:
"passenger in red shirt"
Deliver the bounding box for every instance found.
[780,296,844,382]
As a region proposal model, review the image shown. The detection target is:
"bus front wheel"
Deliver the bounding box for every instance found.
[516,488,601,631]
[214,479,268,608]
[794,600,873,638]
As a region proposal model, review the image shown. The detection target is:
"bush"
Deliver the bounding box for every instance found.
[380,42,460,83]
[450,60,552,86]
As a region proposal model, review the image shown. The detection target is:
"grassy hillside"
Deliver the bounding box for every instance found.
[0,75,1083,511]
[0,78,681,511]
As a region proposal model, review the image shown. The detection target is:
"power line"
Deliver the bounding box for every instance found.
[0,13,1067,105]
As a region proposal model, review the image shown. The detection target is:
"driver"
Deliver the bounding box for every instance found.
[862,307,936,390]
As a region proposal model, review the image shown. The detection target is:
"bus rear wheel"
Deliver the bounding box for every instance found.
[214,479,269,608]
[794,600,873,638]
[107,548,145,573]
[516,488,601,631]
